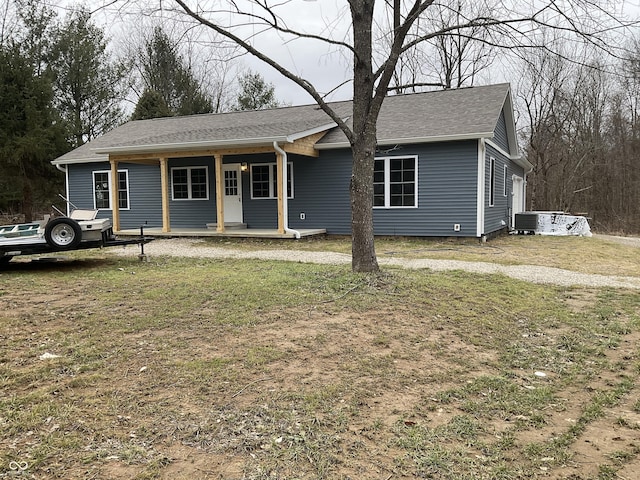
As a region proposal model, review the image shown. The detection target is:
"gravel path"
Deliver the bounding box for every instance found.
[118,238,640,290]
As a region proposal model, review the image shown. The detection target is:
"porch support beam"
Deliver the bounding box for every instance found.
[109,157,120,231]
[215,154,225,232]
[110,146,276,163]
[276,151,285,234]
[283,131,326,157]
[159,157,171,232]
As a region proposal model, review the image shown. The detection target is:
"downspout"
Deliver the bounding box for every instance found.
[55,164,71,216]
[476,139,486,239]
[273,141,301,239]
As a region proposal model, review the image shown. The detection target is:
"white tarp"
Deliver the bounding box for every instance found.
[536,213,592,237]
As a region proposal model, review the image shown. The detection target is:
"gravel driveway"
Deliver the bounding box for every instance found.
[119,237,640,290]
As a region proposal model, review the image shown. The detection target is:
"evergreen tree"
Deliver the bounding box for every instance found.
[50,7,125,147]
[138,26,213,116]
[131,89,172,120]
[0,43,67,221]
[14,0,56,75]
[235,70,279,111]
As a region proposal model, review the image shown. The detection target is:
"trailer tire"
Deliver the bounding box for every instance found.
[0,255,12,265]
[45,218,82,250]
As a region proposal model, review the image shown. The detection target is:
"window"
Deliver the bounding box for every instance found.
[250,163,293,199]
[93,170,129,210]
[489,157,496,207]
[503,165,508,197]
[373,156,417,208]
[171,167,209,200]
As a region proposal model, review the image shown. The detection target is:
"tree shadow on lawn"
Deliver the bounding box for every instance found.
[0,256,115,273]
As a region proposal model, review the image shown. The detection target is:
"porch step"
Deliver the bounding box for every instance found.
[206,222,247,230]
[225,222,247,230]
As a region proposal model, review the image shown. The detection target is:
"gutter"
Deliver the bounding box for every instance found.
[315,131,495,150]
[93,136,292,155]
[273,141,301,239]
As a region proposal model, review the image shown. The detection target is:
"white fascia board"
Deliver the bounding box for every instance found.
[286,122,338,142]
[315,131,494,150]
[92,136,291,155]
[501,88,521,158]
[485,139,533,171]
[52,155,110,166]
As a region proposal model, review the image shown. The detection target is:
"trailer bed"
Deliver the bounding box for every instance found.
[0,211,151,264]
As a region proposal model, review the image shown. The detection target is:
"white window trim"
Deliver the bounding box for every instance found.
[93,170,130,211]
[489,157,496,207]
[503,164,508,197]
[250,163,294,200]
[171,166,210,201]
[373,155,419,209]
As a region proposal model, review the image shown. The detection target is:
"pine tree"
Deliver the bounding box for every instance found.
[0,43,67,220]
[131,89,172,120]
[50,7,125,147]
[235,71,279,111]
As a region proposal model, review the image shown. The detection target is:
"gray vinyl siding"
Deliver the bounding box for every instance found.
[66,141,483,237]
[168,157,216,228]
[239,153,283,229]
[67,162,163,229]
[288,141,479,236]
[287,150,352,233]
[494,109,510,153]
[375,141,478,236]
[484,144,512,234]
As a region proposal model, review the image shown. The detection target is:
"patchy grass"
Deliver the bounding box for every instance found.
[1,252,640,479]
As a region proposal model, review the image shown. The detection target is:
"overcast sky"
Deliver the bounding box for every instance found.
[56,0,640,107]
[77,0,355,106]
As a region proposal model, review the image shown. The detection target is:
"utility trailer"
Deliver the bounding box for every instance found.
[0,208,151,265]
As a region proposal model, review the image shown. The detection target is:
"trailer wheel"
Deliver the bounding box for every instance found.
[44,218,82,250]
[0,255,12,266]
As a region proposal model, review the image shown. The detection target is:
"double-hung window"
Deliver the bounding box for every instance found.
[250,163,293,199]
[489,157,496,207]
[93,170,129,210]
[171,167,209,200]
[373,156,417,208]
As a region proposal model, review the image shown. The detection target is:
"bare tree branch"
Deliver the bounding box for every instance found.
[171,0,356,143]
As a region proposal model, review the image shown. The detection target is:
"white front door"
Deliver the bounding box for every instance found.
[223,164,243,224]
[512,175,524,228]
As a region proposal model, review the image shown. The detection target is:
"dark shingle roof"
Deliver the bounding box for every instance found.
[318,83,512,147]
[52,83,513,164]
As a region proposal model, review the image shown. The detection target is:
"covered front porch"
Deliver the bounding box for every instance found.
[98,130,330,239]
[116,227,327,239]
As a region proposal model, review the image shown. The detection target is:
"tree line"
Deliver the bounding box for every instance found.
[518,39,640,234]
[0,0,278,221]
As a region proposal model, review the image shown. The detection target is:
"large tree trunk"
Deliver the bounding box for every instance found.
[350,132,379,272]
[349,0,379,273]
